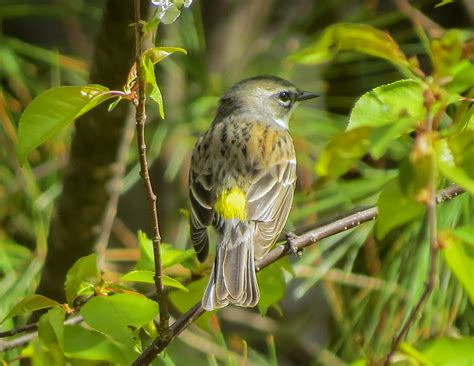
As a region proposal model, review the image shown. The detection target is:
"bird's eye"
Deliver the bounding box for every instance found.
[278,91,291,102]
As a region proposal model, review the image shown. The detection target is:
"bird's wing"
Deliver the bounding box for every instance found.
[247,159,296,259]
[189,136,215,262]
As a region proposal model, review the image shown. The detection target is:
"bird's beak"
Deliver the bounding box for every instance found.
[296,91,320,101]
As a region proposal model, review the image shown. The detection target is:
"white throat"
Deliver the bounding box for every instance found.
[273,115,290,129]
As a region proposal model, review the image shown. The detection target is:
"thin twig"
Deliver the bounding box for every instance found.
[133,184,465,366]
[133,0,170,330]
[0,316,82,352]
[0,322,37,339]
[393,0,445,38]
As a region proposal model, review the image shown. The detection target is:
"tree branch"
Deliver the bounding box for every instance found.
[133,184,465,365]
[0,315,82,352]
[133,0,170,330]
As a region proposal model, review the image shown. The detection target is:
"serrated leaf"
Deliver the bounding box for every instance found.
[2,295,60,323]
[349,80,425,130]
[17,85,114,164]
[376,179,425,239]
[291,23,409,69]
[315,127,370,178]
[120,270,188,292]
[80,293,158,344]
[65,253,100,306]
[64,324,129,364]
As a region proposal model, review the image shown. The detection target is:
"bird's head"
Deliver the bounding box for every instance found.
[216,75,319,129]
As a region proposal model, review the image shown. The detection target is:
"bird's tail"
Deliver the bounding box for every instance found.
[202,220,259,311]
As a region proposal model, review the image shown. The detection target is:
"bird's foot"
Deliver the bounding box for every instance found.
[285,231,303,256]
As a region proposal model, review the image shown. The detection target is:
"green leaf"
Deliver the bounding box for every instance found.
[38,306,66,351]
[80,293,158,344]
[441,228,474,304]
[64,324,129,364]
[107,96,123,112]
[418,337,474,365]
[436,131,474,194]
[135,231,195,271]
[446,60,474,93]
[17,85,114,164]
[348,80,425,130]
[142,47,187,65]
[435,0,454,7]
[169,277,212,330]
[432,30,463,75]
[257,263,287,316]
[399,154,433,199]
[143,58,165,119]
[315,127,370,178]
[2,295,60,323]
[120,270,188,292]
[139,47,186,118]
[291,23,409,69]
[376,179,425,239]
[65,253,100,306]
[368,117,417,159]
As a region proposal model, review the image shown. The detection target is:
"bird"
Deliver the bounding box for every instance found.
[188,75,319,311]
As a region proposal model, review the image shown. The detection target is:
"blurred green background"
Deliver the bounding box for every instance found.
[1,0,473,365]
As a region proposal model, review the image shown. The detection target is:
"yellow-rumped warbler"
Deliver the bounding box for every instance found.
[189,76,318,310]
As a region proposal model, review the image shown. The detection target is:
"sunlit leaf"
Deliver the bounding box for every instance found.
[2,295,60,322]
[414,336,474,365]
[17,85,114,164]
[80,293,158,344]
[65,253,100,306]
[349,80,425,130]
[376,179,425,239]
[315,127,370,178]
[291,23,409,69]
[142,47,187,65]
[143,57,165,118]
[120,270,188,292]
[64,324,129,364]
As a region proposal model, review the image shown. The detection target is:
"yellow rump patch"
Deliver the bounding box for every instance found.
[214,187,247,220]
